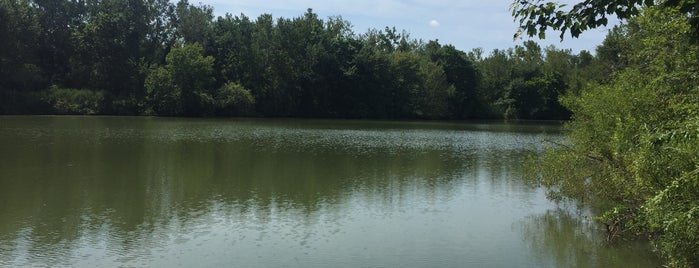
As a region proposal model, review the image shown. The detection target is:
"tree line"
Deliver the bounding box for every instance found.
[2,0,609,119]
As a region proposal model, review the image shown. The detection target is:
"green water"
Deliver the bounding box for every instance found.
[0,116,659,267]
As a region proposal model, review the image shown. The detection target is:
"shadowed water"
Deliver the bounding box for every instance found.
[0,116,659,267]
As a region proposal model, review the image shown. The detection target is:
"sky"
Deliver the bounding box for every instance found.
[200,0,619,54]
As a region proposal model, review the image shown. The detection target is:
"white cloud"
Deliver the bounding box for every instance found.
[429,19,440,28]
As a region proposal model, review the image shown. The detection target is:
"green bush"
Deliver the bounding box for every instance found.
[215,82,255,116]
[40,87,105,115]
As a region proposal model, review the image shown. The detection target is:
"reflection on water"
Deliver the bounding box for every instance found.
[0,117,657,267]
[520,208,660,268]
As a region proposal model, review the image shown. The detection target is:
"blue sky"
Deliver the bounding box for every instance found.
[201,0,619,54]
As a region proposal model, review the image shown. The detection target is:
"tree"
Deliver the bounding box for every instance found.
[73,0,153,97]
[142,0,177,66]
[542,46,593,96]
[525,7,699,267]
[145,42,215,116]
[477,49,512,116]
[503,72,568,119]
[423,41,481,118]
[416,60,455,119]
[0,0,43,113]
[511,0,699,40]
[32,0,86,87]
[475,40,574,120]
[174,0,213,47]
[594,26,631,76]
[211,13,255,87]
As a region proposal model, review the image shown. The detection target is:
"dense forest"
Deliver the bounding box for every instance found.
[514,0,699,267]
[1,0,611,119]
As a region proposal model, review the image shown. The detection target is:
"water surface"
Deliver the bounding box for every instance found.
[0,116,659,267]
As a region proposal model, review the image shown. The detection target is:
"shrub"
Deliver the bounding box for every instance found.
[40,86,105,115]
[215,82,255,116]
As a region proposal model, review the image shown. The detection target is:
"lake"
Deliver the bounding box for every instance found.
[0,116,659,267]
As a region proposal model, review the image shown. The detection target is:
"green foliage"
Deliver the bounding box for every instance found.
[39,87,105,115]
[175,0,214,46]
[145,67,180,115]
[423,41,481,118]
[476,41,580,119]
[215,82,255,116]
[73,0,154,95]
[416,60,455,119]
[0,0,43,99]
[511,0,699,40]
[145,42,215,116]
[385,51,423,117]
[2,1,577,120]
[645,168,699,267]
[503,73,568,119]
[526,7,699,267]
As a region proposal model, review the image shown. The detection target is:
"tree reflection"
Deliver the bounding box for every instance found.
[519,208,660,267]
[0,117,561,266]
